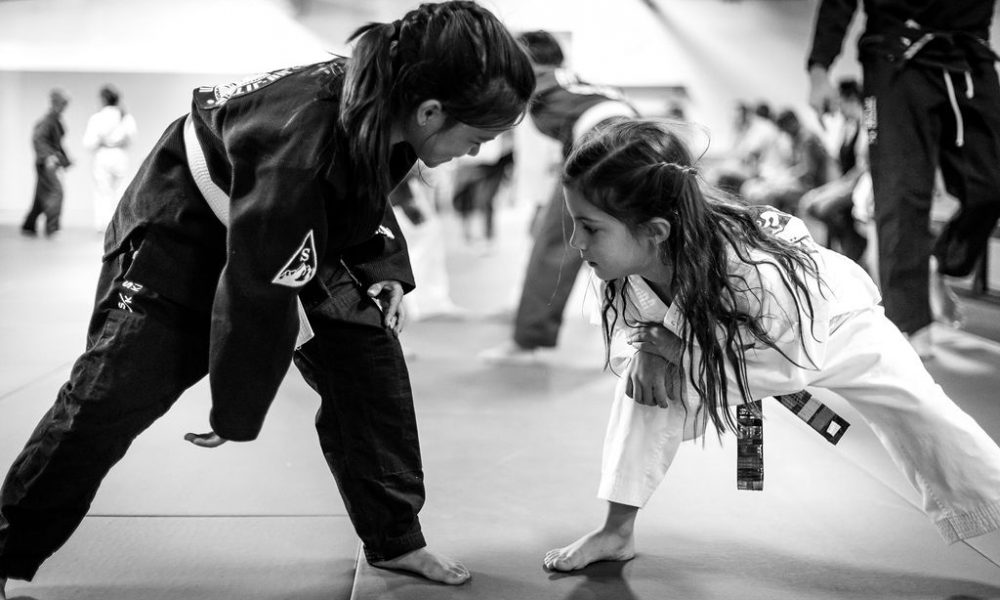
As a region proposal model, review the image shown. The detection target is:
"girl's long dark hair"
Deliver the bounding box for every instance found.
[341,1,535,200]
[565,119,824,436]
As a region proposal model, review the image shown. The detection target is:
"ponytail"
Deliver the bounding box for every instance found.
[341,21,399,201]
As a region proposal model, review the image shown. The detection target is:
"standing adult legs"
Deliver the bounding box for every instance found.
[512,182,583,349]
[39,166,64,236]
[864,60,941,334]
[0,254,210,581]
[934,63,1000,278]
[20,164,51,235]
[294,266,426,564]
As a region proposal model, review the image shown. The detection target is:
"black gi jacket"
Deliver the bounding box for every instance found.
[33,111,71,168]
[104,59,417,441]
[530,69,633,157]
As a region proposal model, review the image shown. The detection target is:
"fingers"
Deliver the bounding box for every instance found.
[368,282,405,335]
[394,298,408,334]
[627,352,673,408]
[629,326,683,364]
[653,373,669,408]
[184,432,227,448]
[383,290,403,335]
[632,377,646,406]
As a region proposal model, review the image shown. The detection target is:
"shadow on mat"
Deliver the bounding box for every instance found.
[547,561,639,600]
[540,543,1000,600]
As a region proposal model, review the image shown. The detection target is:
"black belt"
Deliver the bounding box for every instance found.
[737,391,850,491]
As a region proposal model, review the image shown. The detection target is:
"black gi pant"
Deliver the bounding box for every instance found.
[512,182,582,349]
[21,163,63,235]
[865,55,1000,334]
[0,246,425,580]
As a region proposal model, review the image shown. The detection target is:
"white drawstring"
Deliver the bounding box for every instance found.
[943,69,965,147]
[965,70,975,99]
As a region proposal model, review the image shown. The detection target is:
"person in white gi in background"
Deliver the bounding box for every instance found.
[82,85,136,233]
[543,118,1000,572]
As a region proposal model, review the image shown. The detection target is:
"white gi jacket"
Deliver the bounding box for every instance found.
[83,106,137,229]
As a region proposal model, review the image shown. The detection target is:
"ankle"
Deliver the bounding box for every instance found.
[603,502,638,536]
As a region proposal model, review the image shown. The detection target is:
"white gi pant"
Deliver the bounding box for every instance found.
[91,147,129,232]
[599,305,1000,543]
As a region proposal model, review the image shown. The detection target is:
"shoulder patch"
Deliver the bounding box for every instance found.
[751,206,812,247]
[272,230,318,288]
[195,67,298,109]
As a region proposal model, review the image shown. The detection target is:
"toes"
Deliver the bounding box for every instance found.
[543,549,573,572]
[444,563,471,584]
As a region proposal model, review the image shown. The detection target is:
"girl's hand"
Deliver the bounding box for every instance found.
[184,431,228,448]
[625,351,670,408]
[625,351,688,410]
[628,324,683,365]
[367,280,407,335]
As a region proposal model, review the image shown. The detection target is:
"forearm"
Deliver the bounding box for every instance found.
[806,0,859,70]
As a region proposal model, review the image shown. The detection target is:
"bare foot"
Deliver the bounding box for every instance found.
[543,528,636,572]
[371,547,471,585]
[930,258,964,329]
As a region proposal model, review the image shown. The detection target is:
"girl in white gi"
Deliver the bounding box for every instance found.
[543,118,1000,572]
[81,85,136,233]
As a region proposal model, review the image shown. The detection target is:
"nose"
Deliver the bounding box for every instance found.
[568,226,584,251]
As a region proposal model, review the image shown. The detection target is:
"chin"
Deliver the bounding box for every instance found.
[423,157,450,168]
[590,267,615,281]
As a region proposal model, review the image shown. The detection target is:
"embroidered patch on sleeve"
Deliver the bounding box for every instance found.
[272,230,317,288]
[753,207,811,246]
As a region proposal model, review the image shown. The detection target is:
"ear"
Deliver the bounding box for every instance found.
[414,99,445,129]
[643,217,672,245]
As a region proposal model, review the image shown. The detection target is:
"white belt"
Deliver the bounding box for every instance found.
[182,114,315,349]
[942,68,975,148]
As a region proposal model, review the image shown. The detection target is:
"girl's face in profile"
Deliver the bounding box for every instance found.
[564,186,663,282]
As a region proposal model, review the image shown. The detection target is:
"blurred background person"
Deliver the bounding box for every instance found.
[799,78,869,265]
[390,170,469,324]
[21,88,72,238]
[82,84,137,233]
[450,131,514,250]
[807,0,1000,357]
[741,107,835,215]
[712,101,784,197]
[479,29,637,364]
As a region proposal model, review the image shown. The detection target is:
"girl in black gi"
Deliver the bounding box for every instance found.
[0,2,533,595]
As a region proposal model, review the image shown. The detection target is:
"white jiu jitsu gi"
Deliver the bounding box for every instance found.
[598,207,1000,543]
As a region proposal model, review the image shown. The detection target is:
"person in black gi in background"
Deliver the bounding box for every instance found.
[21,88,72,238]
[807,0,1000,358]
[0,2,534,596]
[479,30,638,364]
